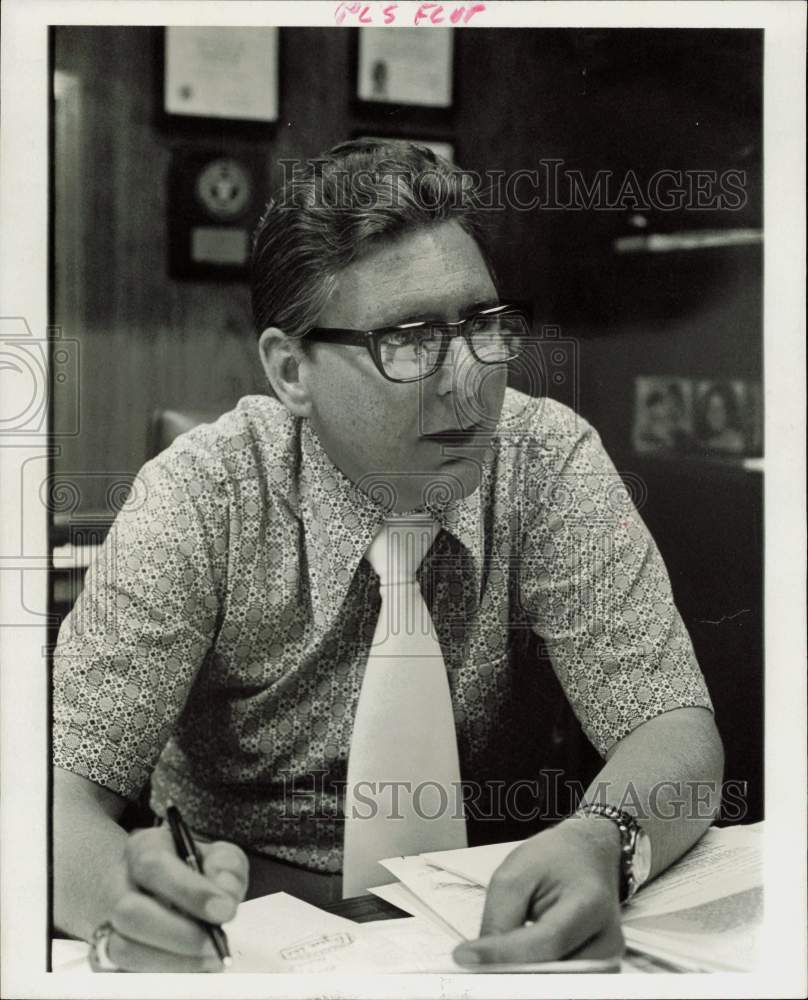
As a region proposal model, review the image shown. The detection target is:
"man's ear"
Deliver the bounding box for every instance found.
[258,327,313,417]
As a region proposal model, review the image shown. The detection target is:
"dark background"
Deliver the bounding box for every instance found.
[51,26,763,825]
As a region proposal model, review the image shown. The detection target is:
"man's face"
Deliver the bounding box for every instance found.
[301,222,506,512]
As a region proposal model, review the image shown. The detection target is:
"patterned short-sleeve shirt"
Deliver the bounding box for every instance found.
[53,389,713,872]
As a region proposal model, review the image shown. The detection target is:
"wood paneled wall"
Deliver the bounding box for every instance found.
[54,28,266,513]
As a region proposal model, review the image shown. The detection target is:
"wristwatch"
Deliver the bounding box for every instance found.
[576,803,652,902]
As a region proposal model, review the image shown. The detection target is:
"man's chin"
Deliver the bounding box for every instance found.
[354,461,481,513]
[435,455,483,502]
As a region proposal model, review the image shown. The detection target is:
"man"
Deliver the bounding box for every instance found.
[53,139,723,971]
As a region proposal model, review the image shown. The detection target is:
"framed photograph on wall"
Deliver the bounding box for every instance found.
[632,376,695,456]
[693,379,762,457]
[632,376,763,459]
[355,28,454,111]
[163,27,279,123]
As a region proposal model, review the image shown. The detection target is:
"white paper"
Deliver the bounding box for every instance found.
[420,838,522,886]
[230,892,467,974]
[624,939,714,973]
[624,885,763,972]
[50,939,91,973]
[350,917,462,972]
[369,880,464,940]
[379,855,487,940]
[623,826,763,919]
[621,947,692,974]
[225,891,367,972]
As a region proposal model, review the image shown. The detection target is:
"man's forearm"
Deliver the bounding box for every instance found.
[53,768,130,941]
[580,706,725,880]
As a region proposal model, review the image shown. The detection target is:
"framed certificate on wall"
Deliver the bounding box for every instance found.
[164,27,279,123]
[356,28,454,109]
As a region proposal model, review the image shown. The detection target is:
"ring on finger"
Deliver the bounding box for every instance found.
[89,921,121,973]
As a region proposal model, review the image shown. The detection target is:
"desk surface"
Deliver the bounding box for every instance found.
[50,895,669,974]
[325,894,412,923]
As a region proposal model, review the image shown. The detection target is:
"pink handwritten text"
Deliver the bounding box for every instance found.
[334,2,487,27]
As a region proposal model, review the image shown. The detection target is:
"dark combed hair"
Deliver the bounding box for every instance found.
[250,139,495,340]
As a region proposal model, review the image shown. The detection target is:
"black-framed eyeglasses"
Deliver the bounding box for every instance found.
[304,304,531,383]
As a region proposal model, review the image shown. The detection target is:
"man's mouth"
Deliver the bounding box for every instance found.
[421,423,492,445]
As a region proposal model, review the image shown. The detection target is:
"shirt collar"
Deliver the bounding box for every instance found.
[297,420,486,621]
[423,472,484,586]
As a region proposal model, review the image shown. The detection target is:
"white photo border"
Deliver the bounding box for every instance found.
[1,2,805,998]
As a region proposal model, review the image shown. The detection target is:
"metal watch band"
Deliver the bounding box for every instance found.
[575,802,643,903]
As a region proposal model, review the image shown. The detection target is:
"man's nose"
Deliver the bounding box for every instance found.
[433,334,482,402]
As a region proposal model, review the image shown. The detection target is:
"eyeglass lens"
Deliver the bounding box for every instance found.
[377,312,527,380]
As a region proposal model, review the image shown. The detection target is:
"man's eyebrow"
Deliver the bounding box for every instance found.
[384,297,501,327]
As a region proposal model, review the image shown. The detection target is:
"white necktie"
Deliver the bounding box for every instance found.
[342,514,467,898]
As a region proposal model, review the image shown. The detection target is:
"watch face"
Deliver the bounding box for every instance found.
[633,828,653,886]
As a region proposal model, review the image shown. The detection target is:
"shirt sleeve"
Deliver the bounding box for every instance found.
[52,446,229,800]
[516,406,713,757]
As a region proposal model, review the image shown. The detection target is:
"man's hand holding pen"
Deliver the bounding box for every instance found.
[89,823,248,972]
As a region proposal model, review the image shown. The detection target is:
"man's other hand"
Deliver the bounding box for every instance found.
[99,825,248,972]
[452,818,625,966]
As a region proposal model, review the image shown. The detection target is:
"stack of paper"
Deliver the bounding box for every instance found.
[374,854,487,940]
[52,824,763,975]
[382,823,764,973]
[620,823,763,972]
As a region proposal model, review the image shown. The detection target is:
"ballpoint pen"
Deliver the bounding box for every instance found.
[165,802,232,969]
